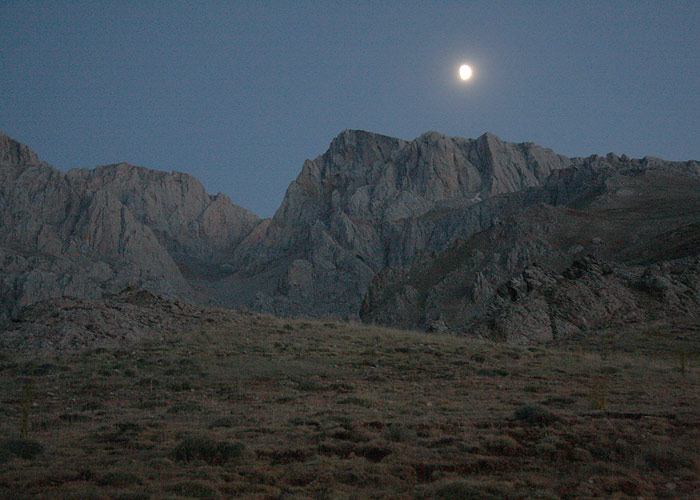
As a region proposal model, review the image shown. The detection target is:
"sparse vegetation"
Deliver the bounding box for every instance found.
[677,349,690,377]
[513,405,557,425]
[0,438,44,459]
[0,315,697,499]
[172,436,245,465]
[643,442,697,471]
[589,375,609,410]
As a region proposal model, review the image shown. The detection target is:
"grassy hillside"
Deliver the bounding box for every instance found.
[0,314,698,499]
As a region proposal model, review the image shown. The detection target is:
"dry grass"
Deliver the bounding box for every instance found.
[0,314,698,499]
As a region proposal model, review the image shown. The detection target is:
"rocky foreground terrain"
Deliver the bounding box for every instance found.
[1,129,700,343]
[0,287,230,354]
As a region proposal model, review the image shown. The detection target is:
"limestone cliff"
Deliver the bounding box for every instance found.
[2,128,700,340]
[0,132,259,320]
[360,160,700,340]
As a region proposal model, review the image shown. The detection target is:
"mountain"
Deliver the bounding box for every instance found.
[0,132,259,321]
[360,159,700,341]
[1,129,699,343]
[225,130,576,317]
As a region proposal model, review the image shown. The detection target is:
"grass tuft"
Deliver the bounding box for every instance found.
[513,405,557,425]
[0,438,44,459]
[172,436,244,465]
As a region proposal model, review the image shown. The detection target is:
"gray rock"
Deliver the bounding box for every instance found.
[0,132,259,319]
[2,127,700,347]
[0,287,231,353]
[230,129,575,317]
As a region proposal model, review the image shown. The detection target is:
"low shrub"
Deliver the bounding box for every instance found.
[167,480,218,499]
[426,480,513,500]
[643,443,696,471]
[513,405,557,425]
[484,435,519,455]
[96,471,142,487]
[477,367,509,377]
[383,423,416,442]
[115,493,150,500]
[172,436,244,465]
[0,438,44,459]
[207,417,236,429]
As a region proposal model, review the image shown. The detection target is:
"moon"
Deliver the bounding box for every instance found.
[459,64,472,81]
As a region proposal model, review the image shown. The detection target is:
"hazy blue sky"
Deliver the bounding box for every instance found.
[2,1,699,217]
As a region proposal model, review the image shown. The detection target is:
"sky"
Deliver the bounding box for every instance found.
[1,1,699,218]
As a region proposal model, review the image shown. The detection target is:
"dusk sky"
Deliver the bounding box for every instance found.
[2,1,699,217]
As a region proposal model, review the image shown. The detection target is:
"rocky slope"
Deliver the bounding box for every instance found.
[0,132,259,321]
[0,287,231,353]
[225,130,577,317]
[2,129,700,344]
[361,160,700,341]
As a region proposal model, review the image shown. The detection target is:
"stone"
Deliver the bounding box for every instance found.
[2,128,700,347]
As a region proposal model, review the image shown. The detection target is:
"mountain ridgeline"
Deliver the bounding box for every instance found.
[2,129,699,343]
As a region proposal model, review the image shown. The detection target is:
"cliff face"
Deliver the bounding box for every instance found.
[67,164,259,264]
[360,160,700,341]
[2,128,700,341]
[0,132,259,320]
[229,129,574,317]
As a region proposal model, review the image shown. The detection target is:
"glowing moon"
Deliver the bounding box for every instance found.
[459,64,472,81]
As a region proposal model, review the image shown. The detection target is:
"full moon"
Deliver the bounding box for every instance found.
[459,64,472,81]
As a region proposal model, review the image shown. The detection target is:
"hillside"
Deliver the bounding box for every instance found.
[0,304,698,499]
[360,163,700,341]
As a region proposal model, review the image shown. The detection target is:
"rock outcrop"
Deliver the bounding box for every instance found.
[478,255,700,344]
[0,132,259,320]
[361,161,700,341]
[0,287,231,353]
[2,128,700,345]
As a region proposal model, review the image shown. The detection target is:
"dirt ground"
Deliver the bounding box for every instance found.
[1,313,698,499]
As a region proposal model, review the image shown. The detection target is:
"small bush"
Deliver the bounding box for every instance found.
[589,375,609,410]
[513,405,557,425]
[356,443,392,462]
[96,471,142,487]
[172,436,244,465]
[115,493,150,500]
[0,438,44,459]
[55,482,109,500]
[484,435,519,455]
[427,480,514,500]
[136,377,160,388]
[470,353,486,363]
[167,480,219,499]
[383,423,416,443]
[167,401,202,414]
[207,417,236,429]
[167,380,192,391]
[643,443,696,471]
[477,368,509,377]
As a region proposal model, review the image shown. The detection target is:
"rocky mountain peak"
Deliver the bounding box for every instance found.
[3,129,699,339]
[0,132,42,167]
